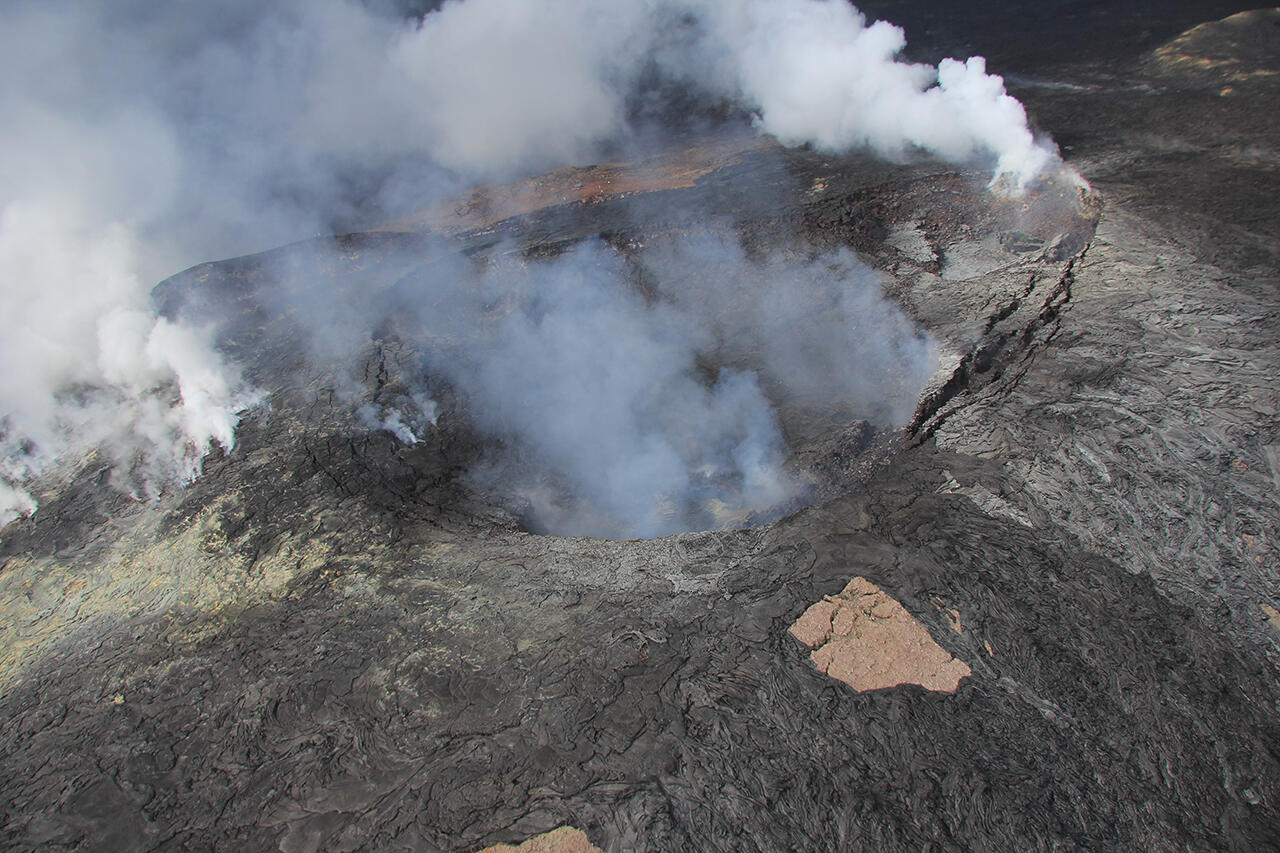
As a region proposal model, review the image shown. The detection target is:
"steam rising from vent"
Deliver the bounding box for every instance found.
[701,1,1053,183]
[0,0,1058,530]
[287,232,935,539]
[0,195,259,525]
[388,0,1058,182]
[444,242,800,538]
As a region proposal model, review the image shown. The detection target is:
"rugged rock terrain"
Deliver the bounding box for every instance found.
[2,6,1279,852]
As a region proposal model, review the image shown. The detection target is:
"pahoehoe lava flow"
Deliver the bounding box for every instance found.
[3,3,1280,852]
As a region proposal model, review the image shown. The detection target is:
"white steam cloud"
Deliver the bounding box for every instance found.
[1,0,1052,530]
[322,232,933,539]
[424,242,801,538]
[643,229,938,426]
[692,0,1054,181]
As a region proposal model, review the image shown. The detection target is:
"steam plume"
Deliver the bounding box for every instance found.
[688,0,1054,182]
[0,0,1052,531]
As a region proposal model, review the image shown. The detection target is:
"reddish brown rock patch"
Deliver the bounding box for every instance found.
[476,826,601,853]
[789,577,971,693]
[385,133,773,235]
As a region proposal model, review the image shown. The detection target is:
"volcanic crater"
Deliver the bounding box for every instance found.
[145,135,1096,542]
[2,5,1279,853]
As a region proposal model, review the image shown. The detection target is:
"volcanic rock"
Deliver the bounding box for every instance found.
[1145,8,1280,92]
[2,6,1279,852]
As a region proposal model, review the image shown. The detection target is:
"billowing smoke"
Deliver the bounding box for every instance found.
[0,0,1053,530]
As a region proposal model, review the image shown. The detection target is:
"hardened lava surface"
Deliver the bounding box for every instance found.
[3,8,1280,852]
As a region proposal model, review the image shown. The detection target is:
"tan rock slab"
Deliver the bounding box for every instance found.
[476,826,602,853]
[789,597,838,647]
[789,577,971,693]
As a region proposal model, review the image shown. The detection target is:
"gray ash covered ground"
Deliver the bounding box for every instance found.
[3,5,1280,852]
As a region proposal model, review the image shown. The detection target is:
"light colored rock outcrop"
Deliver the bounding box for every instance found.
[790,577,971,693]
[477,826,602,853]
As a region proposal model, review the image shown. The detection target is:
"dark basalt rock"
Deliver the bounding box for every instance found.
[3,6,1280,852]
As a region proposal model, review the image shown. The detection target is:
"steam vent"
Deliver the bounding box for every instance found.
[2,2,1280,851]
